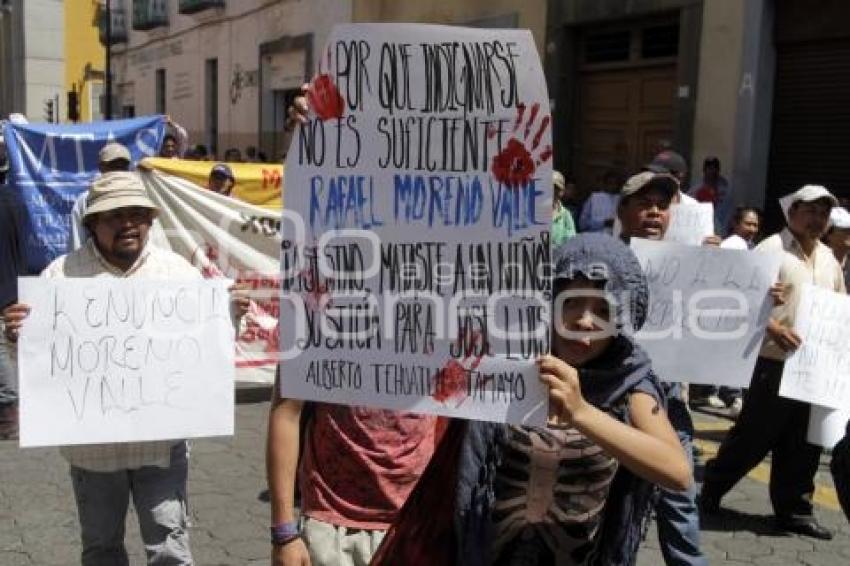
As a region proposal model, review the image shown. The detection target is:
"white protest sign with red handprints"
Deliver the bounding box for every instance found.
[280,24,552,426]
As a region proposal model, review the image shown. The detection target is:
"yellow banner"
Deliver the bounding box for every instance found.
[141,157,283,209]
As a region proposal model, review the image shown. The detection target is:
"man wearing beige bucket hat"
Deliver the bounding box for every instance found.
[2,172,250,564]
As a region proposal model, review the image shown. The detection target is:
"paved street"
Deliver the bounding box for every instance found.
[2,393,849,565]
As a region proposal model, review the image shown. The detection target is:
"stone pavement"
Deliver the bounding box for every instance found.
[0,388,273,566]
[2,394,849,565]
[637,410,850,565]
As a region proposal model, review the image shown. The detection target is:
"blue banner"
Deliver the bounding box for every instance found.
[2,116,166,273]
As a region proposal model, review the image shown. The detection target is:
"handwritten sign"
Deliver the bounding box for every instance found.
[665,202,714,246]
[631,239,782,387]
[18,278,235,447]
[780,284,850,410]
[280,24,552,426]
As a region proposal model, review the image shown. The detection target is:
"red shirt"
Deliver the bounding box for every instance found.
[299,405,437,529]
[693,183,719,204]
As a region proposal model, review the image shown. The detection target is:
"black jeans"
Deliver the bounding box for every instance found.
[830,423,850,523]
[703,357,822,519]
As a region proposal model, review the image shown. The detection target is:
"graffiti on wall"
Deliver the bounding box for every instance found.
[230,64,259,105]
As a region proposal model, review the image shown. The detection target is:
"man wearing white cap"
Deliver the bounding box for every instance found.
[2,172,249,564]
[68,142,169,252]
[702,185,845,540]
[824,206,850,291]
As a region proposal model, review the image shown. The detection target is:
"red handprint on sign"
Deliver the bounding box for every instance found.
[307,45,345,121]
[432,332,484,407]
[299,266,331,312]
[491,102,552,188]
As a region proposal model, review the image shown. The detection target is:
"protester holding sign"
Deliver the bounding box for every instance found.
[370,234,689,566]
[701,185,845,540]
[267,383,438,566]
[701,206,765,416]
[690,206,765,413]
[269,21,558,565]
[615,170,708,566]
[3,172,249,564]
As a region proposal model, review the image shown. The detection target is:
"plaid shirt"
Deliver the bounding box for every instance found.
[42,239,202,472]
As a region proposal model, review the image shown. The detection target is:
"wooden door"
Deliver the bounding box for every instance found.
[576,64,676,191]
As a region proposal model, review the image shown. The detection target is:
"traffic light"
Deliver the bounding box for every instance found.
[44,99,54,123]
[67,91,80,122]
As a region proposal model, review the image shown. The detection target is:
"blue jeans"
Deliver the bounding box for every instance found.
[0,325,17,406]
[656,391,708,566]
[70,443,192,566]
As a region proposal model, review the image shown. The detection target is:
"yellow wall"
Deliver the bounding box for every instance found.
[64,0,104,122]
[353,0,548,55]
[690,0,745,186]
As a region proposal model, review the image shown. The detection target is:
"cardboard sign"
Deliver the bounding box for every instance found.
[665,202,714,246]
[631,239,782,386]
[780,284,850,410]
[280,24,553,426]
[18,278,235,447]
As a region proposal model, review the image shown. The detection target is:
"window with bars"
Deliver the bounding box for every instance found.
[179,0,225,14]
[133,0,168,31]
[582,21,679,66]
[642,24,679,59]
[584,30,631,63]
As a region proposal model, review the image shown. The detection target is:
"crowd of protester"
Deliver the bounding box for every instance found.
[0,85,849,566]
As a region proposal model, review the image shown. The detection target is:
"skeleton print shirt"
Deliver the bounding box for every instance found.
[490,424,620,566]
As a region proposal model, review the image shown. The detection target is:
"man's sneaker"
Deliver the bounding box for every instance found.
[706,394,726,409]
[729,398,743,418]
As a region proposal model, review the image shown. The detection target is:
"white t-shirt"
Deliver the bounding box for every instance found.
[720,234,750,250]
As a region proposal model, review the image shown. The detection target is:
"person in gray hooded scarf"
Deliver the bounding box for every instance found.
[372,233,691,566]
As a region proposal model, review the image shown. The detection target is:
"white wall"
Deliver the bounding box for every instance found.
[111,0,352,153]
[23,0,65,121]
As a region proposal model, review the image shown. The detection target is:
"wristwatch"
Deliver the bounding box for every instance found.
[270,521,301,546]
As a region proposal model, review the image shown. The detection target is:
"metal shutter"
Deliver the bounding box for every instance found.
[765,13,850,230]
